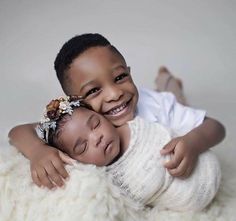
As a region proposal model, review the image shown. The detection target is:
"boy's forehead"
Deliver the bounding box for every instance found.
[67,47,126,85]
[71,47,125,72]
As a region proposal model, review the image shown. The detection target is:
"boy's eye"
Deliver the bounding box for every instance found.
[85,87,100,98]
[114,73,129,82]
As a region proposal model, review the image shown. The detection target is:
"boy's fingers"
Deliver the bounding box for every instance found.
[45,162,64,187]
[31,170,41,187]
[163,159,177,169]
[37,168,55,189]
[163,152,182,169]
[168,158,187,177]
[181,164,193,179]
[160,143,175,155]
[51,160,69,180]
[58,151,76,165]
[163,154,182,169]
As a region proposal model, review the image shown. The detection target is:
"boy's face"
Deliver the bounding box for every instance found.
[65,46,139,126]
[58,108,121,166]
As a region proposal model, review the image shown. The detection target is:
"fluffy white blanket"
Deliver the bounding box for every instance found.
[0,143,236,221]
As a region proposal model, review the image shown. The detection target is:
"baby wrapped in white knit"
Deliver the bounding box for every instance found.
[37,100,221,212]
[106,117,221,211]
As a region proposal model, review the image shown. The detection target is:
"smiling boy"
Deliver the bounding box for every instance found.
[8,33,225,189]
[59,45,139,126]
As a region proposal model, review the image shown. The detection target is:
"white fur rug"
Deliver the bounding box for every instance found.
[0,143,236,221]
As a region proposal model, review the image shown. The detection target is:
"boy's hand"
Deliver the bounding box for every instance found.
[160,136,199,178]
[30,145,76,189]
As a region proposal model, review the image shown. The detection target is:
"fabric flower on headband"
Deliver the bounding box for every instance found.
[36,95,83,143]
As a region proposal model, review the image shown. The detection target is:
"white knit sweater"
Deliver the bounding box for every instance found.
[106,117,221,211]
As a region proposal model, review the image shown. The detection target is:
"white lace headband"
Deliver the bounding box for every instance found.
[36,95,83,143]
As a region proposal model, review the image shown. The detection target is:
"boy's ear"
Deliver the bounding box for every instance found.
[127,66,131,73]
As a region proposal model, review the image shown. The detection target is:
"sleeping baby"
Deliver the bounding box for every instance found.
[36,95,221,212]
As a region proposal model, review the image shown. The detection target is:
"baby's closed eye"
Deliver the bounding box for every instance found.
[74,140,87,155]
[91,118,100,130]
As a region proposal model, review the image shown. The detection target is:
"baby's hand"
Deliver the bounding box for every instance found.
[30,145,76,189]
[160,136,199,178]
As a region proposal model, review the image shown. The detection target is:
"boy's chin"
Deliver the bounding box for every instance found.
[107,110,135,127]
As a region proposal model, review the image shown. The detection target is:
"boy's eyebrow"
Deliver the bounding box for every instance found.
[80,79,96,91]
[111,64,127,71]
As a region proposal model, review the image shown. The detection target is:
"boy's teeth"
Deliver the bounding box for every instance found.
[108,103,127,115]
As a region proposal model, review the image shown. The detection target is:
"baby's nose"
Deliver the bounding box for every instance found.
[90,132,103,148]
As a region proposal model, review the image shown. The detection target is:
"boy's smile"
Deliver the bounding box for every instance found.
[65,46,139,126]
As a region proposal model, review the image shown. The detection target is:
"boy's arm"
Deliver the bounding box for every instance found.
[161,117,225,178]
[8,124,75,189]
[9,123,44,159]
[182,117,225,153]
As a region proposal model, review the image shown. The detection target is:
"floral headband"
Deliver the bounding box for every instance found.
[36,95,83,143]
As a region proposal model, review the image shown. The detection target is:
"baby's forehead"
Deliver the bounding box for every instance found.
[72,107,100,124]
[73,107,94,117]
[72,108,110,128]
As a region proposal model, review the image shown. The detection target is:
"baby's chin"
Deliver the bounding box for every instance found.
[106,151,122,166]
[71,157,116,167]
[70,146,121,167]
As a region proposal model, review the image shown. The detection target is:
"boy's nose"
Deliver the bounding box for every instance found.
[104,85,123,102]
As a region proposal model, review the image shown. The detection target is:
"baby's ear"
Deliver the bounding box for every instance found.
[127,66,131,73]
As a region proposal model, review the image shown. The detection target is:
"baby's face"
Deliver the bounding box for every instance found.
[58,108,121,166]
[64,46,139,127]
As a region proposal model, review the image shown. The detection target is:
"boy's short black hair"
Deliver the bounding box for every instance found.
[54,33,125,94]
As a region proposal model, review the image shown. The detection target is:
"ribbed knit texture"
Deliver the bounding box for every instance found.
[106,117,221,211]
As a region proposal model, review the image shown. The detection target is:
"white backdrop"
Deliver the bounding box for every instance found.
[0,0,235,160]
